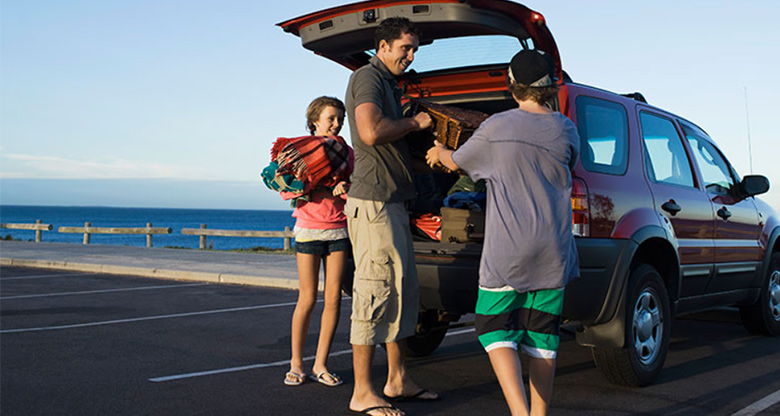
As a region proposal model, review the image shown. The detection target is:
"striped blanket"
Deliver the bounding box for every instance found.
[266,135,352,194]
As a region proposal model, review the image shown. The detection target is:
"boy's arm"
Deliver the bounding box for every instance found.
[426,141,460,171]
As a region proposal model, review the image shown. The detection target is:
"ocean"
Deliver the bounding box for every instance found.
[0,205,295,250]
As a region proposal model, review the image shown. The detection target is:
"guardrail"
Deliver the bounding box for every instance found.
[2,220,294,250]
[181,225,293,251]
[0,220,53,242]
[58,222,172,247]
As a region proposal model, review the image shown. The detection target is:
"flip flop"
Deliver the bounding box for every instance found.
[384,388,441,402]
[283,371,306,386]
[349,405,404,416]
[309,371,343,387]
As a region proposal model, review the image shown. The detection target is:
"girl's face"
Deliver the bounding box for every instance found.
[314,106,344,136]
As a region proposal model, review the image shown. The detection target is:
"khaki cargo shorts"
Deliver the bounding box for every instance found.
[344,197,419,346]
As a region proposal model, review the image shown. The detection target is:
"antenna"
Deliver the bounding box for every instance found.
[744,87,754,174]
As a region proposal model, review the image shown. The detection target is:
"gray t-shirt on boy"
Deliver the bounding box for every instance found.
[452,108,581,292]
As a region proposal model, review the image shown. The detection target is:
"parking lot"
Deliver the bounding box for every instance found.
[2,265,779,415]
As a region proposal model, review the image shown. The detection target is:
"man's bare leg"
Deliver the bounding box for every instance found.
[349,344,404,416]
[382,339,438,400]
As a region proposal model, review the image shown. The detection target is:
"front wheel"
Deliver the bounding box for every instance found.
[739,252,780,336]
[592,263,671,387]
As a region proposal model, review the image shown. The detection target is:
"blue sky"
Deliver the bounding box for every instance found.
[1,0,778,211]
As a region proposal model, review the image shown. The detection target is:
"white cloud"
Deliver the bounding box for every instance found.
[0,153,204,179]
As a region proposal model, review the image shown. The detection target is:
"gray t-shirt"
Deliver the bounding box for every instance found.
[452,108,581,291]
[345,56,415,202]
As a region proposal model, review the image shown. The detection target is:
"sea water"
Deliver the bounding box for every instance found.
[0,206,295,250]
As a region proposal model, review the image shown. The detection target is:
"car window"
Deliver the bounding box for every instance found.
[575,96,629,175]
[403,35,530,73]
[640,112,695,188]
[681,123,737,196]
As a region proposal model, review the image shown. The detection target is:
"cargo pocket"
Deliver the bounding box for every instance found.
[351,255,393,323]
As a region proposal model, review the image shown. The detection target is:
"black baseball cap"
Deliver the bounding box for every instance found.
[508,49,555,87]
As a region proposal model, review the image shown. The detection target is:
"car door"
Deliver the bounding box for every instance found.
[680,121,763,293]
[639,111,715,298]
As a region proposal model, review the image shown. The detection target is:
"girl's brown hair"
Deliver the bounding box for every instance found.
[306,96,345,135]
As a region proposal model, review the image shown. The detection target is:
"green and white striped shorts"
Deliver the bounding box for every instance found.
[475,285,564,359]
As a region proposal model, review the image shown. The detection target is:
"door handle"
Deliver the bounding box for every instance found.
[662,200,682,216]
[717,207,732,220]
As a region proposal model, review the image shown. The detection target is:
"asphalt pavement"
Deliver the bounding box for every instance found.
[0,240,301,289]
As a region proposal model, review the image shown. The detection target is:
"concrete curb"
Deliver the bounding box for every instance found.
[0,257,307,291]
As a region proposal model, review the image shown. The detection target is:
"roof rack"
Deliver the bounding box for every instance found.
[622,92,647,103]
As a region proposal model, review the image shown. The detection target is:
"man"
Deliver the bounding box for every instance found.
[426,49,580,416]
[344,17,438,416]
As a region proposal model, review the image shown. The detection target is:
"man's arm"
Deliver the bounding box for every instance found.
[354,102,432,146]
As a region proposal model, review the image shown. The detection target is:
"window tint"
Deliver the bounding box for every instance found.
[681,123,737,196]
[575,96,629,175]
[640,112,694,188]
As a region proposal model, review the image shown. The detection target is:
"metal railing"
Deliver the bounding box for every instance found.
[2,220,293,250]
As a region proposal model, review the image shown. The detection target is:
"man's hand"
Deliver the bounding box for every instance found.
[414,111,433,131]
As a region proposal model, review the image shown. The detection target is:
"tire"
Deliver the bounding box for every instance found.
[739,252,780,336]
[403,310,449,358]
[592,263,671,387]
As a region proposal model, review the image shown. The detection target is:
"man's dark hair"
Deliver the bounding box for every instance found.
[374,17,420,50]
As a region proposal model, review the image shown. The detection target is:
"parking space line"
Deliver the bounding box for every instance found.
[0,272,96,281]
[0,282,209,300]
[149,326,478,383]
[149,349,354,383]
[0,301,300,334]
[731,389,780,416]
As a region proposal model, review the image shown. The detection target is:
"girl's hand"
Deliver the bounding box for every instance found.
[333,181,349,196]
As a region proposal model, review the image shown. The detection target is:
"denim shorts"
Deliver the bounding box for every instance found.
[294,238,351,255]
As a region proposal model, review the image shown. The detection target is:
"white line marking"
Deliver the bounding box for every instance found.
[0,301,299,334]
[0,283,210,300]
[149,324,478,383]
[445,328,475,337]
[731,390,780,416]
[0,272,96,281]
[149,349,354,382]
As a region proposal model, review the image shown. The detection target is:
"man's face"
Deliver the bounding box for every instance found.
[377,32,419,76]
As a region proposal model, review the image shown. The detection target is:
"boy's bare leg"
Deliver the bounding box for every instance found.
[487,347,530,416]
[528,357,556,416]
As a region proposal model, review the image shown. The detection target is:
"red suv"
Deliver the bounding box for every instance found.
[280,0,780,386]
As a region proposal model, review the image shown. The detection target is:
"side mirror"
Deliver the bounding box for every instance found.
[741,175,770,197]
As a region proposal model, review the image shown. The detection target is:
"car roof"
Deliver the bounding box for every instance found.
[277,0,563,81]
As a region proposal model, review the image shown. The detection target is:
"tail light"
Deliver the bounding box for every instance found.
[571,177,589,237]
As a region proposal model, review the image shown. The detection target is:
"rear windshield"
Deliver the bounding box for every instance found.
[370,35,532,73]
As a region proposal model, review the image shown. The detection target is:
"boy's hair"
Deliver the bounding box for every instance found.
[374,17,420,50]
[306,96,345,135]
[507,81,559,106]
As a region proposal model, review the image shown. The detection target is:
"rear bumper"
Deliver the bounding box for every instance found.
[414,238,635,327]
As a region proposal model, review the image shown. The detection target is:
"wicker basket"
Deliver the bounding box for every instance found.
[413,99,489,149]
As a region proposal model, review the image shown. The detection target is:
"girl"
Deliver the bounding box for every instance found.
[285,96,353,387]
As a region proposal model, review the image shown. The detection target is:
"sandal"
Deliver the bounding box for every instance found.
[283,371,306,386]
[309,370,343,387]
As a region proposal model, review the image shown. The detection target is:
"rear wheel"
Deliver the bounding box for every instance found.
[403,310,449,358]
[739,252,780,336]
[592,263,671,387]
